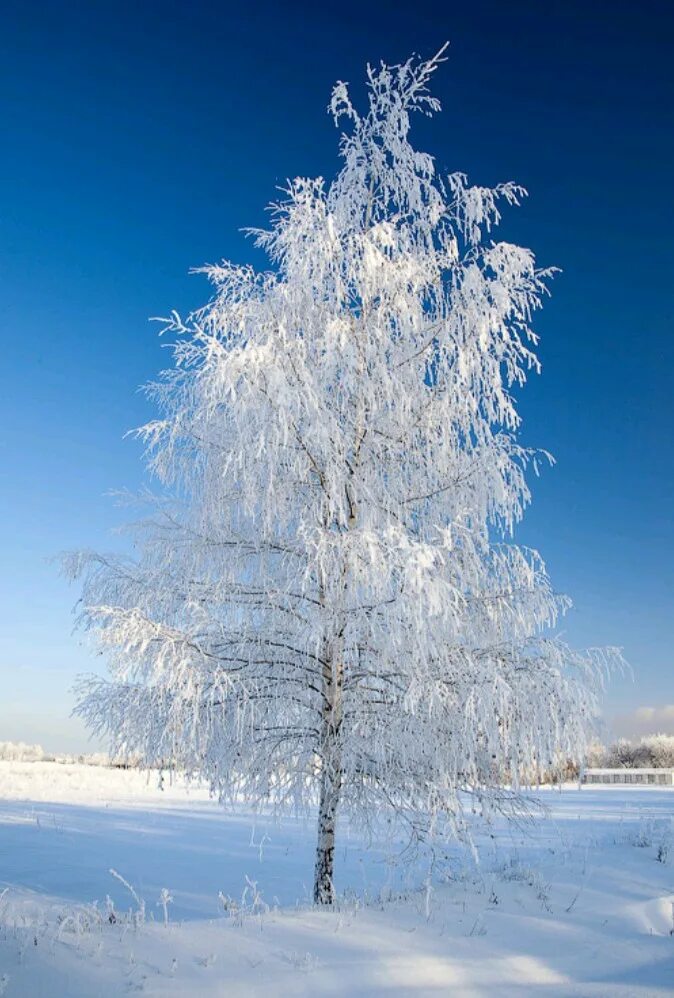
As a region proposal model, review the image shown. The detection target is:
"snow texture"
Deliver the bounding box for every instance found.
[1,762,673,996]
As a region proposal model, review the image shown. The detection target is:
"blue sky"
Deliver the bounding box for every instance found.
[1,0,672,751]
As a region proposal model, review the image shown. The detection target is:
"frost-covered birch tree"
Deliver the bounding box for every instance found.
[67,46,618,904]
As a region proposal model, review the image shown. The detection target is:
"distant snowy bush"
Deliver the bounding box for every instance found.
[0,742,51,763]
[645,734,674,768]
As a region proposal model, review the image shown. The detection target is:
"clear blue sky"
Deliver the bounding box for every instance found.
[1,0,672,751]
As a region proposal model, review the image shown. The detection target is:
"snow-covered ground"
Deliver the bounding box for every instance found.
[1,762,673,996]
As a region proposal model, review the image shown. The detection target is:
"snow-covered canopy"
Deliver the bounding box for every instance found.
[68,48,620,836]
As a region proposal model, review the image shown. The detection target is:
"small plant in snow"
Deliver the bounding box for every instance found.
[56,903,104,938]
[280,950,321,973]
[249,828,270,863]
[109,869,145,928]
[497,858,537,885]
[468,914,487,937]
[217,879,269,927]
[242,876,270,926]
[536,881,553,914]
[157,888,173,927]
[631,820,655,849]
[217,890,237,918]
[656,821,672,864]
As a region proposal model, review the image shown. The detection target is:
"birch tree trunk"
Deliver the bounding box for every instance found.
[314,631,344,904]
[313,745,342,904]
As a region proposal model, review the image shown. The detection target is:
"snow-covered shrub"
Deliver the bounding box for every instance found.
[630,820,655,849]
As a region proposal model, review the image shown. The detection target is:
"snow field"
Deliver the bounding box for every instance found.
[1,762,674,996]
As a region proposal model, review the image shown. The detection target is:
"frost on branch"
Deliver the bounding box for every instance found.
[67,46,622,902]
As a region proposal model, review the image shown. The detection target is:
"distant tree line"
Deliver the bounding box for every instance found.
[586,734,674,770]
[520,734,674,784]
[5,735,673,781]
[0,741,141,768]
